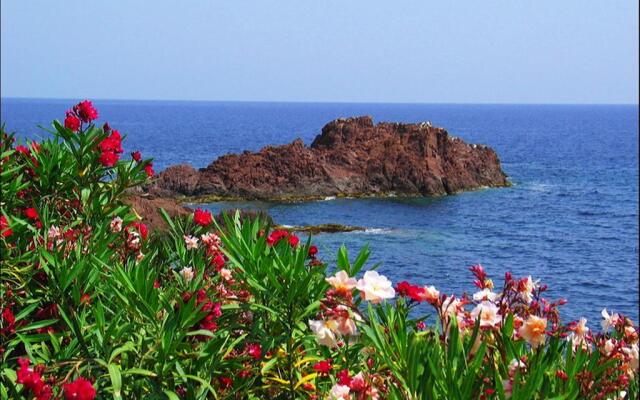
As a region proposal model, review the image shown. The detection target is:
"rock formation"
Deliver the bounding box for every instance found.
[146,116,508,201]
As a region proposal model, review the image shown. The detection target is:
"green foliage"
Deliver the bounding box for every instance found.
[1,106,637,400]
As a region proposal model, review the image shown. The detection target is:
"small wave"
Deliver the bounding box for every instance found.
[356,228,393,235]
[526,182,555,193]
[321,196,336,201]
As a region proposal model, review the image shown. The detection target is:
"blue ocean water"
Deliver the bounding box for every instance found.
[2,98,638,324]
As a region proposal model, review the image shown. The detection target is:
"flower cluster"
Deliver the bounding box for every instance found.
[97,126,123,167]
[64,100,98,131]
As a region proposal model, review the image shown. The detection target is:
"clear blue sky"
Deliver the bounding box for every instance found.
[1,1,638,104]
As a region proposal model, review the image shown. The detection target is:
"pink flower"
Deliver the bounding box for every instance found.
[326,271,357,293]
[63,377,96,400]
[356,271,395,304]
[329,384,351,400]
[470,301,501,328]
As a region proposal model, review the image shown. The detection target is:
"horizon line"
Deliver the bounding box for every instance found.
[1,95,638,107]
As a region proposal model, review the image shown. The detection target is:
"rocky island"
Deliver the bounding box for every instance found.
[145,116,509,202]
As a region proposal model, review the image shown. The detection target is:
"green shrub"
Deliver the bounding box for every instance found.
[1,102,637,399]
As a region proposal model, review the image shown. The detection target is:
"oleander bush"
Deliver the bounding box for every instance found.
[1,101,637,400]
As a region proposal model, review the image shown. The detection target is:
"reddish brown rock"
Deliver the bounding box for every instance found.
[124,195,190,231]
[147,116,509,200]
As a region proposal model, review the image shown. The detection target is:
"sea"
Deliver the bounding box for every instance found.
[2,98,638,325]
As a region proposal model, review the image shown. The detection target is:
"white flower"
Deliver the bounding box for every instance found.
[180,267,195,282]
[508,359,526,377]
[333,306,359,336]
[356,271,395,304]
[441,295,462,317]
[416,285,440,303]
[309,320,338,348]
[519,276,539,303]
[183,235,199,250]
[201,232,221,249]
[601,308,620,331]
[502,379,513,399]
[604,339,616,356]
[110,217,123,233]
[470,301,502,328]
[326,270,357,292]
[606,391,627,400]
[127,230,141,248]
[48,225,61,240]
[219,268,233,281]
[473,288,498,302]
[328,384,351,400]
[622,343,639,376]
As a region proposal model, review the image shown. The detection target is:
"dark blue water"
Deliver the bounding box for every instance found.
[2,98,638,325]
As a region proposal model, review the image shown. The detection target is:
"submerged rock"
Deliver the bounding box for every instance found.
[147,116,509,201]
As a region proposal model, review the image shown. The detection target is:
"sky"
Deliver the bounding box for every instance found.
[1,1,638,104]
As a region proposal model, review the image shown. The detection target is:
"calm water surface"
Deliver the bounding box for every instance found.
[2,99,638,324]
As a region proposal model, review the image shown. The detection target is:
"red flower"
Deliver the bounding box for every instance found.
[337,369,351,386]
[266,229,289,246]
[1,307,16,334]
[211,253,226,270]
[73,100,99,123]
[98,151,119,167]
[64,113,81,132]
[288,235,299,247]
[98,130,123,154]
[395,281,414,297]
[193,208,213,227]
[16,358,52,400]
[0,215,12,237]
[313,359,332,374]
[308,245,318,257]
[24,207,39,220]
[144,163,155,177]
[102,122,111,132]
[131,151,142,162]
[218,376,233,390]
[132,222,148,240]
[80,293,91,305]
[245,343,262,360]
[63,377,96,400]
[555,370,568,381]
[15,145,30,155]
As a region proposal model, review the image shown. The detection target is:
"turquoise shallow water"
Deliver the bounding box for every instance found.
[2,99,638,324]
